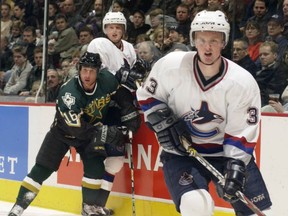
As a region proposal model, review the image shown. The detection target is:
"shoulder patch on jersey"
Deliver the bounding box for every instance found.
[62,92,76,109]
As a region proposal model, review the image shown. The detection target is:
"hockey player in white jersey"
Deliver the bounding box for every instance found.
[88,12,148,90]
[136,10,272,216]
[88,12,136,73]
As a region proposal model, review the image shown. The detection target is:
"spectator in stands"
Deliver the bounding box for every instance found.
[59,58,72,83]
[8,20,25,50]
[135,33,151,44]
[162,24,190,55]
[111,0,131,28]
[1,3,13,38]
[136,41,162,69]
[79,0,104,19]
[77,26,95,57]
[262,85,288,113]
[175,3,191,40]
[246,0,270,38]
[149,0,182,18]
[93,0,105,20]
[243,20,263,63]
[0,35,13,74]
[222,0,246,39]
[21,26,39,66]
[256,41,288,106]
[191,0,208,20]
[24,80,45,102]
[48,14,79,68]
[232,38,259,77]
[150,15,179,45]
[127,10,151,45]
[33,0,45,30]
[46,68,63,102]
[283,0,288,37]
[112,0,124,12]
[182,0,195,11]
[48,1,61,33]
[12,1,38,28]
[61,0,83,31]
[207,0,223,10]
[266,14,288,62]
[19,47,43,96]
[4,46,33,95]
[146,8,163,40]
[152,27,169,52]
[66,50,81,79]
[0,36,13,90]
[81,0,104,36]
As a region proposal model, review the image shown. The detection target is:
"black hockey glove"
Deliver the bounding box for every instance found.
[113,86,141,133]
[120,105,141,133]
[115,59,149,90]
[146,106,192,155]
[222,159,247,203]
[85,125,126,157]
[131,58,150,77]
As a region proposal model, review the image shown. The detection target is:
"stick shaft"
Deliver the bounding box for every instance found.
[186,146,266,216]
[128,131,136,216]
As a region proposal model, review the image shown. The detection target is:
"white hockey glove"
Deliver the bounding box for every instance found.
[218,159,247,203]
[146,106,192,155]
[85,125,126,157]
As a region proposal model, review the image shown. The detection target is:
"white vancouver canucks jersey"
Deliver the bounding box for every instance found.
[136,51,261,165]
[87,37,136,74]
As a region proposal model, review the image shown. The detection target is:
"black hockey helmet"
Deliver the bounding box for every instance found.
[79,52,102,70]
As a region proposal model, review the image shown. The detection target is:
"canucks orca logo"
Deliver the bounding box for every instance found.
[179,172,193,186]
[183,101,224,138]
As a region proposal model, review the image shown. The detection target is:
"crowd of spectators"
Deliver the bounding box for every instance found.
[0,0,288,111]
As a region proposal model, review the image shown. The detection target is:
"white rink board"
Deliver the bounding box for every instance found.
[1,104,287,215]
[27,107,288,215]
[260,115,288,215]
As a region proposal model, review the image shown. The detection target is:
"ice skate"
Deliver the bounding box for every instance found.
[103,207,114,215]
[8,204,24,216]
[81,203,107,216]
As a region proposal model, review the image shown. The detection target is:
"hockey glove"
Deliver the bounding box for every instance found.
[222,159,247,203]
[85,125,126,157]
[113,86,141,133]
[115,59,149,90]
[146,106,192,155]
[120,105,141,133]
[131,58,150,78]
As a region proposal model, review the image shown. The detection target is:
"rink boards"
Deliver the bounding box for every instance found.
[0,103,287,215]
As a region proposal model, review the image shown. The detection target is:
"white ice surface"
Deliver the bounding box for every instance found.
[0,201,79,216]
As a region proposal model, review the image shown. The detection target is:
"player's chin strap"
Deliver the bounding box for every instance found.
[181,137,266,216]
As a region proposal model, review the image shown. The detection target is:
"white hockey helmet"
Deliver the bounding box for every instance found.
[190,10,230,46]
[102,12,127,34]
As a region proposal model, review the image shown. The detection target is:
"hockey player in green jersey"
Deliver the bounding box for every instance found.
[8,52,141,216]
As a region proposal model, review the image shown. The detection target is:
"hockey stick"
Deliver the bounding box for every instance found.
[181,138,266,216]
[127,130,136,216]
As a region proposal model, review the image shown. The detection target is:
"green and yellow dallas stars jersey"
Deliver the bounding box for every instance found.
[51,69,119,144]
